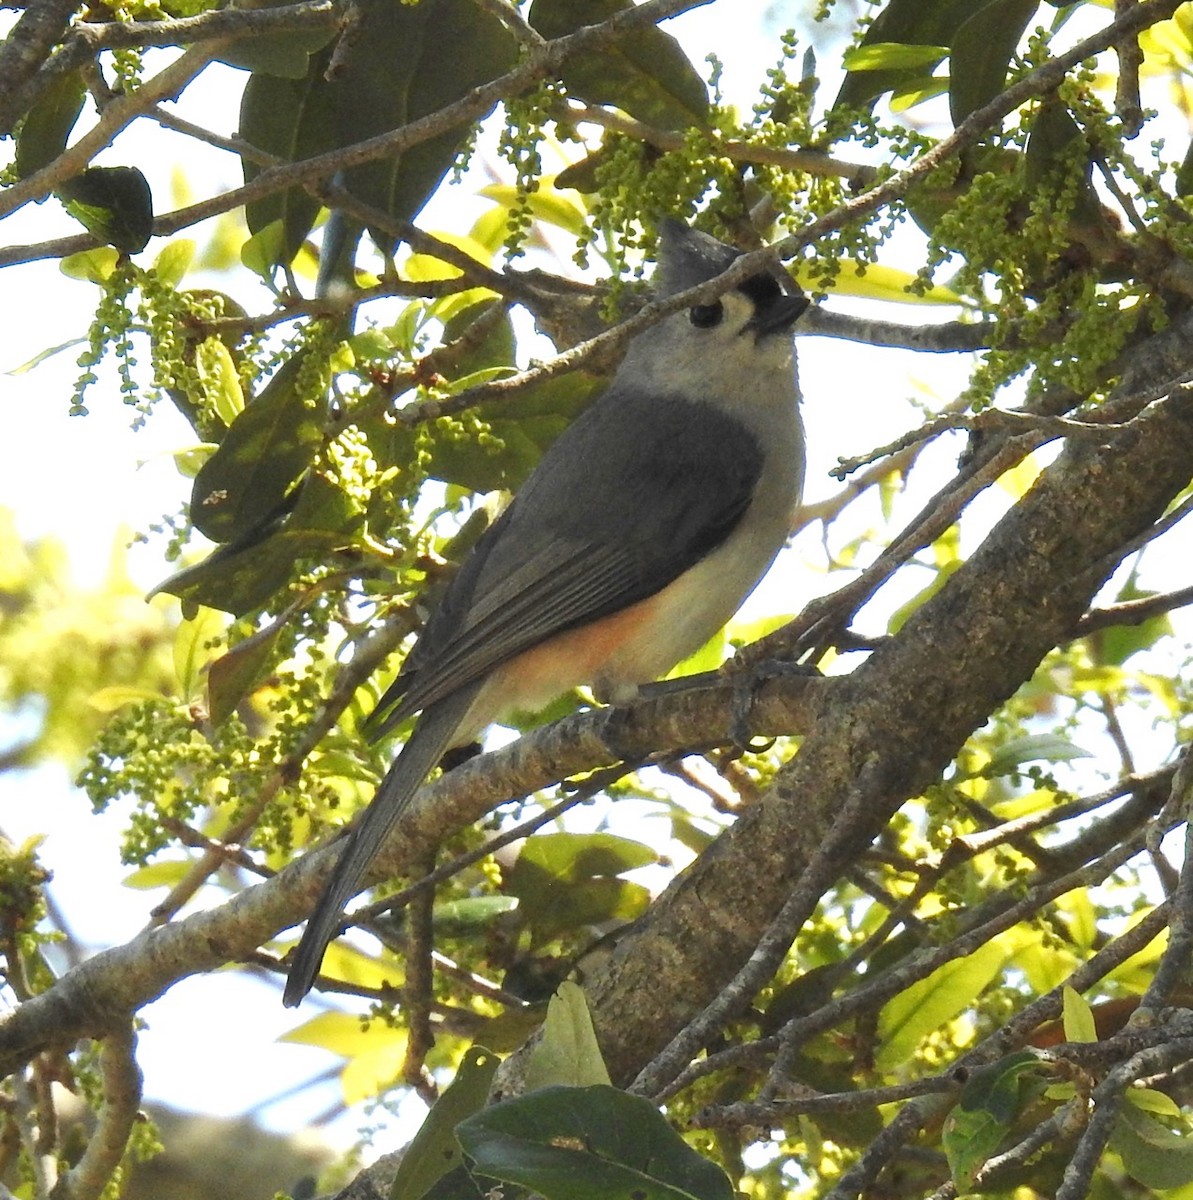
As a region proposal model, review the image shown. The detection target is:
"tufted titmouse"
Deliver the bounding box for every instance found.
[283,221,809,1006]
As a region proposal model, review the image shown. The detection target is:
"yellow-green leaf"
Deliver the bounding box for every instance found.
[153,239,195,288]
[878,938,1009,1069]
[1062,985,1097,1043]
[525,981,612,1091]
[795,259,960,305]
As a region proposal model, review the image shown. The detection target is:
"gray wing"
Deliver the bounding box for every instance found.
[365,389,764,737]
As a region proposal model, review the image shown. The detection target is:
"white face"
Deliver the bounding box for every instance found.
[622,288,798,411]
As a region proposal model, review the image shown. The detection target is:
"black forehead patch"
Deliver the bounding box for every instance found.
[736,272,784,308]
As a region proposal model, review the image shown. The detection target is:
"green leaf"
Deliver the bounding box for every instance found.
[57,166,154,253]
[949,0,1039,126]
[832,0,972,111]
[207,616,287,725]
[239,71,329,260]
[189,354,324,544]
[524,982,612,1092]
[122,860,192,890]
[172,607,225,701]
[240,219,292,282]
[193,337,246,426]
[15,68,86,178]
[479,183,588,237]
[1126,1088,1183,1119]
[1086,577,1174,666]
[432,895,520,935]
[215,6,336,78]
[942,1050,1052,1191]
[456,1085,734,1200]
[513,832,658,884]
[390,1046,501,1200]
[59,246,121,283]
[152,238,195,289]
[529,0,708,131]
[506,833,656,946]
[1111,1104,1193,1190]
[877,938,1009,1069]
[1061,985,1097,1043]
[5,333,89,372]
[842,42,948,72]
[793,258,960,305]
[152,527,343,617]
[978,733,1093,778]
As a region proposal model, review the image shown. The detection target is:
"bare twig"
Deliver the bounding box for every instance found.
[1114,0,1145,137]
[400,847,439,1105]
[1075,583,1193,635]
[52,1024,142,1200]
[467,0,544,49]
[1137,749,1193,1010]
[561,101,879,188]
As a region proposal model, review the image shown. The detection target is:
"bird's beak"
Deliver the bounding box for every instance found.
[747,292,810,338]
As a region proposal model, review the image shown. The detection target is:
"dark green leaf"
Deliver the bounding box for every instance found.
[1024,97,1103,225]
[152,528,343,616]
[456,1085,734,1200]
[943,1050,1053,1191]
[57,166,154,253]
[346,0,517,250]
[1025,97,1085,186]
[949,0,1039,126]
[15,69,85,178]
[239,68,331,259]
[1176,137,1193,197]
[1110,1103,1193,1190]
[216,7,336,78]
[975,733,1093,778]
[390,1046,501,1200]
[368,369,602,494]
[190,354,324,544]
[529,0,707,131]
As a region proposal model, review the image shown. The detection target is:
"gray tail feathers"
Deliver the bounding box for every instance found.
[282,686,480,1007]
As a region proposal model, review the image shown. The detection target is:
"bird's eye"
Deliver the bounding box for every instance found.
[689,302,724,328]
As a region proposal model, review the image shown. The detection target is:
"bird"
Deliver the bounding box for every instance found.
[282,219,809,1006]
